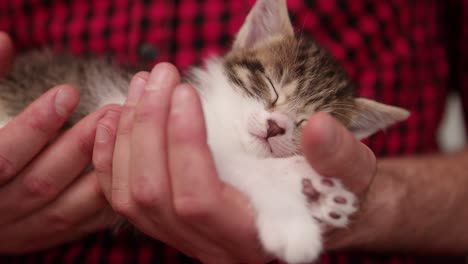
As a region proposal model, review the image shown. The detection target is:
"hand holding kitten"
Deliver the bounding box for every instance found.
[0,0,407,260]
[302,113,377,196]
[92,63,391,263]
[301,112,378,249]
[93,63,272,263]
[0,32,116,253]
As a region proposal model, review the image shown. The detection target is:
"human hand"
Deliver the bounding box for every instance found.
[301,112,384,250]
[302,113,468,255]
[93,63,271,263]
[0,32,117,253]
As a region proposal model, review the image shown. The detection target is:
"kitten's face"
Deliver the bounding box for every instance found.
[206,0,409,158]
[224,35,355,157]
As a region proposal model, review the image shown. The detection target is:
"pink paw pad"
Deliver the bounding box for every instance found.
[321,178,334,187]
[303,176,358,228]
[302,179,320,201]
[328,212,342,219]
[333,196,347,204]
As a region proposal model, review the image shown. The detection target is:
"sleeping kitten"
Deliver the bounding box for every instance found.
[0,0,409,263]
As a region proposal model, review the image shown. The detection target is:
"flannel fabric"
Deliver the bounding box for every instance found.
[0,0,467,263]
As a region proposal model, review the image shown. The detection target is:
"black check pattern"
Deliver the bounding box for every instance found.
[0,0,467,263]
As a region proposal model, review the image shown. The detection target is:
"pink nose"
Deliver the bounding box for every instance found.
[267,119,286,138]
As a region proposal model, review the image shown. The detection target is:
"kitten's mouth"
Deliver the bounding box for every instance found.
[254,135,270,146]
[250,133,274,154]
[249,132,298,158]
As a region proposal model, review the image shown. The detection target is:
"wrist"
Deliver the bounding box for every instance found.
[329,151,468,254]
[326,158,406,251]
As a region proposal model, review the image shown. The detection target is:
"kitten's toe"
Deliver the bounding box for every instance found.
[258,215,322,264]
[302,177,358,228]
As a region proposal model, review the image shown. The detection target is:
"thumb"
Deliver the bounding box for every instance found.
[301,112,376,195]
[0,32,14,77]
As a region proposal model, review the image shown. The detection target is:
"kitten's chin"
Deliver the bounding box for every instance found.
[247,134,273,158]
[248,134,298,158]
[268,137,300,158]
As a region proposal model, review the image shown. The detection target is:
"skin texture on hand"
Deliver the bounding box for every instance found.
[345,152,468,254]
[302,112,468,255]
[301,112,377,196]
[93,63,271,263]
[0,32,117,254]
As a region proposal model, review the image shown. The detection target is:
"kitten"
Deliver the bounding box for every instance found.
[0,0,409,262]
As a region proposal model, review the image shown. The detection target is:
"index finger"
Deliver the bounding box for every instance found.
[301,112,376,194]
[0,85,80,184]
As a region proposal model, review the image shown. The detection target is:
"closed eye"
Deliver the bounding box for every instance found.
[296,119,307,127]
[266,76,279,106]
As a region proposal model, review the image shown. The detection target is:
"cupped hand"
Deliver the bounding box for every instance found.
[93,63,271,263]
[0,32,117,253]
[301,112,379,250]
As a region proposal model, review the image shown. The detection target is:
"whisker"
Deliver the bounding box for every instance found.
[271,138,297,157]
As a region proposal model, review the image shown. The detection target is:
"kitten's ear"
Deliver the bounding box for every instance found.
[233,0,294,50]
[348,98,410,140]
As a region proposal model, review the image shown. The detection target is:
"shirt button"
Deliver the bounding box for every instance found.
[138,43,159,62]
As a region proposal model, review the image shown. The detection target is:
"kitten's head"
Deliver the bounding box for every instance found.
[198,0,409,158]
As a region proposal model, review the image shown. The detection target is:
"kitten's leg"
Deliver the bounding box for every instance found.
[216,155,358,263]
[254,157,358,262]
[218,156,323,263]
[252,176,323,263]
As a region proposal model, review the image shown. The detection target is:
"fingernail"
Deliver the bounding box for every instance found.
[171,85,193,114]
[146,63,177,91]
[95,111,120,143]
[55,87,77,117]
[126,74,147,104]
[95,124,110,143]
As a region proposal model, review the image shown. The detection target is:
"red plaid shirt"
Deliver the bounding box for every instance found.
[1,0,467,263]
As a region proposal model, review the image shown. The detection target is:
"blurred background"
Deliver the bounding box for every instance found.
[438,93,466,152]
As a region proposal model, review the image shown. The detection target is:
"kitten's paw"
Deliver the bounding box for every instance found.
[291,157,358,227]
[302,177,358,228]
[258,215,322,264]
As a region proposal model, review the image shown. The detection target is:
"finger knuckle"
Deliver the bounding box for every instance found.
[0,152,15,183]
[134,97,165,125]
[131,181,161,209]
[45,209,74,232]
[22,176,57,200]
[93,154,112,175]
[173,196,210,220]
[24,108,56,137]
[134,106,158,125]
[111,195,132,217]
[117,124,132,137]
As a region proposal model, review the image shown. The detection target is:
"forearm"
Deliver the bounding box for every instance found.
[329,148,468,254]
